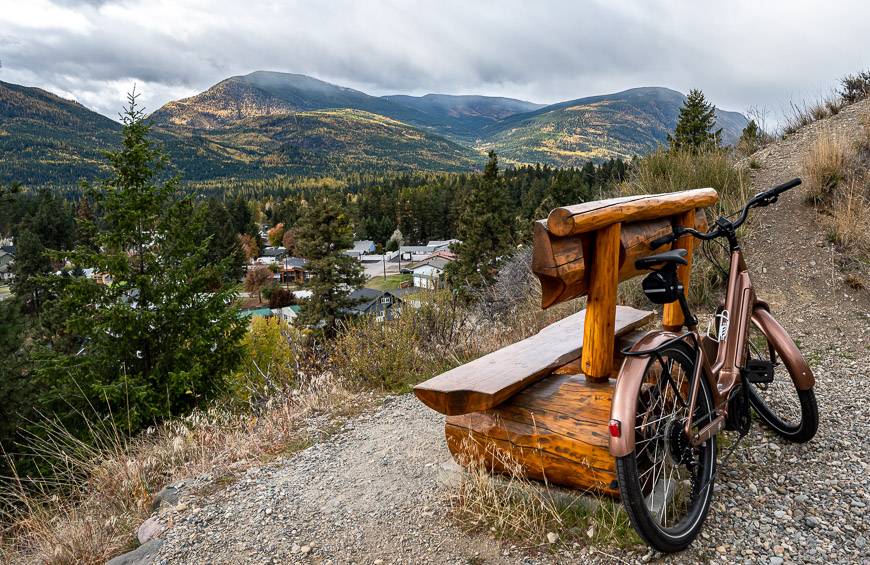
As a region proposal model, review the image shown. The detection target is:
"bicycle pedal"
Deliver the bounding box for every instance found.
[742,359,774,384]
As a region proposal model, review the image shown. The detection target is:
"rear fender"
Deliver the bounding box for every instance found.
[609,330,684,458]
[751,305,815,390]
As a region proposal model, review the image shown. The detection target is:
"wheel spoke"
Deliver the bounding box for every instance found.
[630,345,713,537]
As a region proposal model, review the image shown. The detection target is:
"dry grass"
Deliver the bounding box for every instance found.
[803,133,853,205]
[781,96,848,137]
[824,177,870,255]
[620,148,749,309]
[448,440,639,549]
[331,254,583,393]
[803,122,870,260]
[0,372,367,564]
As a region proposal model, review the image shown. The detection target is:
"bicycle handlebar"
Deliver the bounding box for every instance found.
[651,178,802,248]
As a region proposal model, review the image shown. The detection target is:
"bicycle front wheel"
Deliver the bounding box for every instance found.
[615,340,716,553]
[745,320,818,442]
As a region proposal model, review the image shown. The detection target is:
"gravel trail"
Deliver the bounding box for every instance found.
[147,101,870,564]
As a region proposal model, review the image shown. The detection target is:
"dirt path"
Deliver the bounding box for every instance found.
[145,103,870,565]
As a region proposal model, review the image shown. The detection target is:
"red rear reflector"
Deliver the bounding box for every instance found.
[609,419,622,438]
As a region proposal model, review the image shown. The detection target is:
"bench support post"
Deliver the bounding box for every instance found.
[663,209,697,330]
[581,222,621,381]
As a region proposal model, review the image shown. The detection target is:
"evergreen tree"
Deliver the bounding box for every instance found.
[738,119,762,155]
[10,229,51,311]
[668,89,722,152]
[295,198,365,337]
[35,92,247,432]
[445,151,514,294]
[197,198,246,282]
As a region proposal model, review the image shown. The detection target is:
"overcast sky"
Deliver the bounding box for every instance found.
[1,0,868,128]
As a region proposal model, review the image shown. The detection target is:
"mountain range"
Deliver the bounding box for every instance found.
[0,71,748,186]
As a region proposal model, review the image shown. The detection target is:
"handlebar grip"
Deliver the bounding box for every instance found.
[769,178,801,196]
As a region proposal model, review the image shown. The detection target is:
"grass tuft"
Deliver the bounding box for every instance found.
[448,439,640,549]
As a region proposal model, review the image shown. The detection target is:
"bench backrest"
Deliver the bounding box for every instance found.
[532,187,719,380]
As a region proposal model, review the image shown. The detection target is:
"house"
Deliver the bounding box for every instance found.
[346,288,404,322]
[344,240,376,259]
[409,255,454,289]
[279,256,310,285]
[394,245,431,263]
[273,304,302,324]
[261,246,287,260]
[0,245,14,281]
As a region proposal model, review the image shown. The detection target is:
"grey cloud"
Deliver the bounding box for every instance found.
[0,0,868,125]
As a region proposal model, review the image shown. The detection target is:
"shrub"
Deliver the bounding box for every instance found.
[228,316,305,406]
[802,133,853,205]
[329,291,469,391]
[840,70,870,104]
[267,286,294,308]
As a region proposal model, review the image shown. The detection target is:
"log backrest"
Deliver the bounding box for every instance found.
[532,188,719,381]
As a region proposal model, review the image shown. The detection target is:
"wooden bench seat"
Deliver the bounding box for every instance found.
[413,306,654,416]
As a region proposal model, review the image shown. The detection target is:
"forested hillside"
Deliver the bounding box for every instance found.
[0,73,746,187]
[479,87,747,166]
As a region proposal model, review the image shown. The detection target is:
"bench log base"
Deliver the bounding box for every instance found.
[445,372,617,497]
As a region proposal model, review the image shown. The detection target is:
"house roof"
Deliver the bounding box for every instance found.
[262,246,287,257]
[240,308,273,318]
[399,245,430,254]
[426,239,459,249]
[409,255,453,271]
[350,240,375,253]
[347,287,403,315]
[282,256,308,269]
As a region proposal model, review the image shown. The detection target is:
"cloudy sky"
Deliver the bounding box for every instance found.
[1,0,868,127]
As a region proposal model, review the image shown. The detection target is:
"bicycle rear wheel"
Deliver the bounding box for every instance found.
[615,340,716,553]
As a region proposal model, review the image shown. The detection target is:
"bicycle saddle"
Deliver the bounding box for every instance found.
[635,248,688,270]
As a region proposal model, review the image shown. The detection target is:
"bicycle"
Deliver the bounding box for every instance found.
[608,178,819,552]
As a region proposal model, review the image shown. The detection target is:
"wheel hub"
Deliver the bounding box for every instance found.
[665,418,694,466]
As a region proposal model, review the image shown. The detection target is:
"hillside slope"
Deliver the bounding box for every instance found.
[136,100,868,565]
[2,75,750,186]
[150,71,433,130]
[0,80,120,185]
[159,108,480,178]
[479,87,747,166]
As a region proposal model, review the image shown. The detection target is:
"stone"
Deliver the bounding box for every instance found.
[546,532,559,544]
[137,516,165,545]
[150,484,182,512]
[106,539,164,565]
[769,557,784,565]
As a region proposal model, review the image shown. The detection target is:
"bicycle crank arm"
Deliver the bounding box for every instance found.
[689,413,725,446]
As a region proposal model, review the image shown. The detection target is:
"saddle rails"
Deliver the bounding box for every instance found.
[413,188,719,494]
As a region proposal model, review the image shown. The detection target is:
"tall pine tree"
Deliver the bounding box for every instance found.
[35,91,246,432]
[295,197,365,337]
[668,89,722,152]
[445,151,514,294]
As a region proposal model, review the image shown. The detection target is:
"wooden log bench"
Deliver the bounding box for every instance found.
[414,188,718,495]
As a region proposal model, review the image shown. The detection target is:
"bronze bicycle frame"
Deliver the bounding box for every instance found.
[609,247,815,457]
